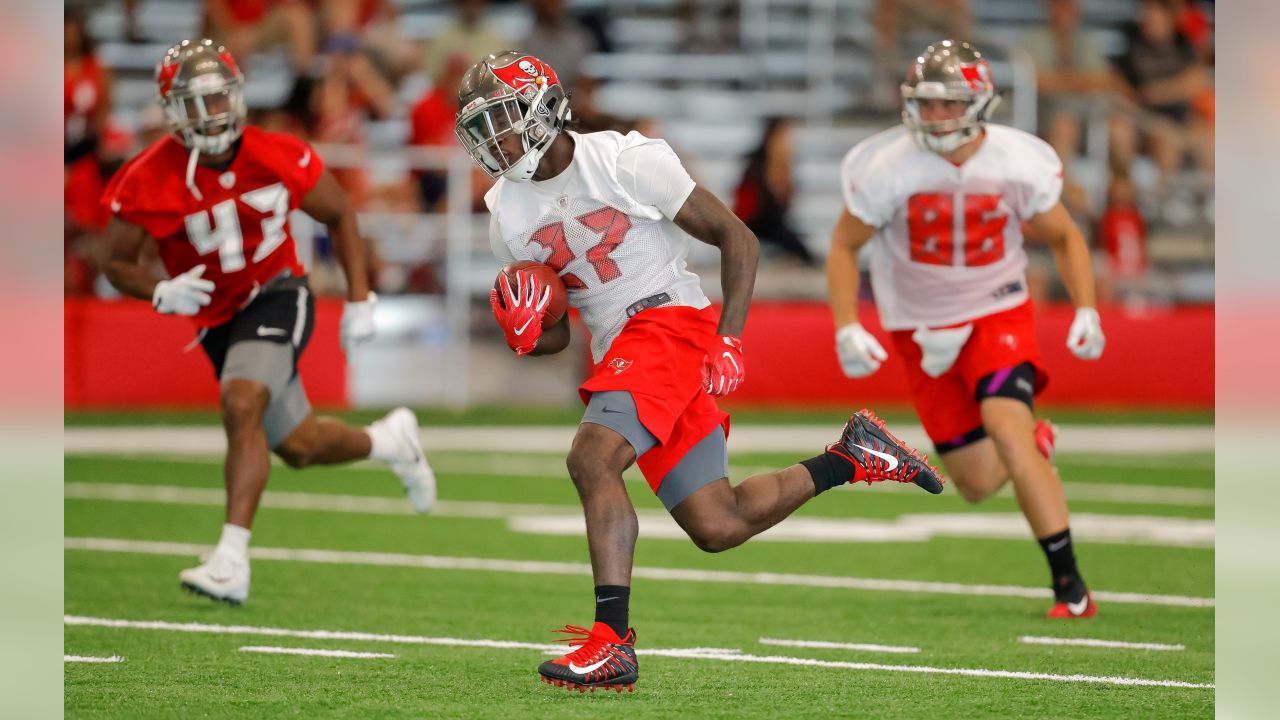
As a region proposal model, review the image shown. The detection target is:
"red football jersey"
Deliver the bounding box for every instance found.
[103,126,323,327]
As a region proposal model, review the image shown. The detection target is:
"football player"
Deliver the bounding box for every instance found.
[102,39,436,605]
[456,51,945,692]
[826,41,1106,619]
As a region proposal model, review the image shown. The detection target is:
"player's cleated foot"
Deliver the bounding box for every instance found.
[374,407,436,513]
[1034,419,1058,461]
[538,622,638,693]
[179,551,249,606]
[827,409,945,494]
[1047,590,1097,619]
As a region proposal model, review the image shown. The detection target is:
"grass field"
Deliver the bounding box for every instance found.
[64,416,1214,718]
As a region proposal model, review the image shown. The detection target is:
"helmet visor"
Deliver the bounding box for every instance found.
[163,74,244,141]
[456,96,537,176]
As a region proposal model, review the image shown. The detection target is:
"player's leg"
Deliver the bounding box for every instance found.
[937,436,1008,503]
[670,411,943,552]
[538,392,647,692]
[220,374,273,530]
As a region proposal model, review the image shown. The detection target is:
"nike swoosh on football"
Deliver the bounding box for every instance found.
[851,443,899,471]
[1067,597,1090,615]
[568,657,612,675]
[513,317,534,336]
[257,326,288,337]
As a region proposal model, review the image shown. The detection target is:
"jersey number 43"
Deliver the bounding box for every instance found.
[183,183,291,272]
[907,192,1007,267]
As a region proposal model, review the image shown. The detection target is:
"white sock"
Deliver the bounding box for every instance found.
[366,422,402,463]
[215,523,251,563]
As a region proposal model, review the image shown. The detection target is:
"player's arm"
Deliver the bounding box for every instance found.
[528,313,570,356]
[673,185,760,338]
[300,167,371,302]
[102,215,161,301]
[1028,201,1105,359]
[825,207,875,328]
[826,207,889,377]
[1028,202,1096,309]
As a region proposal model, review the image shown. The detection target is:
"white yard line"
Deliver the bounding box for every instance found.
[759,638,920,654]
[1020,636,1186,652]
[64,655,124,663]
[238,646,395,659]
[64,615,1211,690]
[63,537,1215,608]
[63,424,1214,456]
[64,482,1214,547]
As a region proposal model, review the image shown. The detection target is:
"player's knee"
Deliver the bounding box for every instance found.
[565,448,614,492]
[274,440,313,469]
[685,522,742,554]
[953,477,996,504]
[220,383,267,426]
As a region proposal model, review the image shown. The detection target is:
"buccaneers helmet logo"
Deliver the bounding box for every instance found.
[490,55,559,99]
[607,358,634,375]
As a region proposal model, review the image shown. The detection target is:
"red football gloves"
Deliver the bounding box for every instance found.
[490,270,551,356]
[702,334,745,396]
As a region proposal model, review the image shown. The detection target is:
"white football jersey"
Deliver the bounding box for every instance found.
[840,124,1063,330]
[487,130,708,361]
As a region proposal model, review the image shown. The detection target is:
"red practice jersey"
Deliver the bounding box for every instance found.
[103,126,323,327]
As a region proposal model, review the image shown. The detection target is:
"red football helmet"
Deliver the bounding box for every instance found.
[155,38,247,155]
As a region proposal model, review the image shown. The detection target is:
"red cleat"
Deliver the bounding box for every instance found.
[827,409,945,494]
[1034,419,1057,461]
[538,622,638,693]
[1046,591,1097,619]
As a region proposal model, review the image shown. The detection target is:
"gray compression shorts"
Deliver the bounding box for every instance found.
[221,340,311,448]
[581,390,729,511]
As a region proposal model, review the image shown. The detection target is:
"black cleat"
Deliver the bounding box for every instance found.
[538,622,638,693]
[828,409,945,494]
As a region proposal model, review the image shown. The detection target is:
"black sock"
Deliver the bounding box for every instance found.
[1038,528,1084,600]
[800,451,857,496]
[594,585,630,638]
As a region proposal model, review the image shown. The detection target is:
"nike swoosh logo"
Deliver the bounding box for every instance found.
[851,443,899,471]
[298,150,311,168]
[568,657,612,675]
[1067,597,1090,615]
[257,326,287,337]
[513,317,534,336]
[1047,538,1070,552]
[595,596,620,603]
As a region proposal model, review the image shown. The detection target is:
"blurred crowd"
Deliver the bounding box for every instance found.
[66,0,1214,306]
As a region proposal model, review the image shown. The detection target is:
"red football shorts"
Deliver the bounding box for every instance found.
[890,300,1048,448]
[580,305,730,495]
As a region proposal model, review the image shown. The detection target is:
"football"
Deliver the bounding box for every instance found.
[494,261,568,325]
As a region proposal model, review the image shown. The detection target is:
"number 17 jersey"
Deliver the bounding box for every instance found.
[486,130,710,362]
[841,124,1063,330]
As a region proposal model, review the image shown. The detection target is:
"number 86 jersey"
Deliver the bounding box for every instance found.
[102,126,320,327]
[486,130,710,362]
[841,124,1063,331]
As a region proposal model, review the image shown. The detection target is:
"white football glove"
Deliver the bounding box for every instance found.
[152,264,214,316]
[835,322,889,378]
[341,291,378,353]
[1066,306,1105,360]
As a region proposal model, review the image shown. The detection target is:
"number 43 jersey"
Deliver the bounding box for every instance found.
[841,124,1063,331]
[102,126,320,327]
[487,130,710,362]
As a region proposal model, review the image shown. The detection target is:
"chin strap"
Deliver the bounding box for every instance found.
[185,145,204,201]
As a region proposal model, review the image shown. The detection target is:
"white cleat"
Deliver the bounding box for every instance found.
[380,407,436,513]
[179,552,249,605]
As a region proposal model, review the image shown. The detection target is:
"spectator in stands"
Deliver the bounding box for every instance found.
[64,7,112,166]
[1096,172,1149,303]
[1020,0,1114,210]
[519,0,598,92]
[1109,0,1214,189]
[324,0,418,83]
[732,118,816,267]
[422,0,513,84]
[203,0,317,73]
[569,75,649,135]
[870,0,972,109]
[677,0,739,53]
[409,52,493,211]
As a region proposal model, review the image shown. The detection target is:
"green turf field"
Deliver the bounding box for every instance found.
[64,421,1214,719]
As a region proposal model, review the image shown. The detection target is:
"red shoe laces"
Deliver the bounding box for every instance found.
[553,624,632,666]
